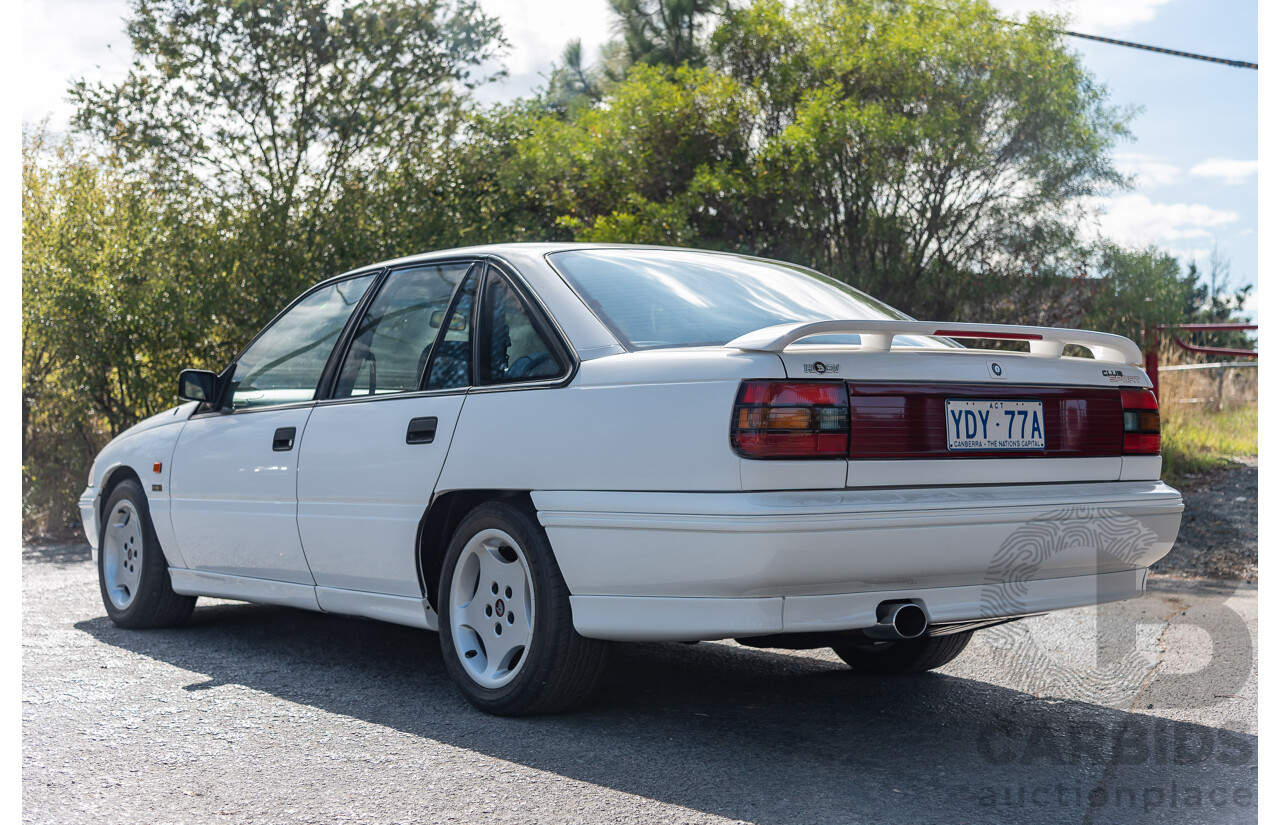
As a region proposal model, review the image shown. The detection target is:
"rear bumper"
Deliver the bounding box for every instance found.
[569,569,1146,641]
[533,481,1182,641]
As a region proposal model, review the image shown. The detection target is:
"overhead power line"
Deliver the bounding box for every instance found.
[913,1,1258,70]
[1059,30,1258,70]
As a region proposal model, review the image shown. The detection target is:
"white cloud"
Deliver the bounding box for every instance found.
[472,0,614,104]
[22,0,134,130]
[1089,193,1238,247]
[1240,288,1258,324]
[988,0,1175,33]
[1189,158,1259,185]
[1113,152,1180,187]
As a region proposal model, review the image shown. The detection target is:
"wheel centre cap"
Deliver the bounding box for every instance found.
[494,599,506,617]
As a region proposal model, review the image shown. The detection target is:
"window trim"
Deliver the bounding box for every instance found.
[193,267,385,417]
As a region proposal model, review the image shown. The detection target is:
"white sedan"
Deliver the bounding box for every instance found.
[80,244,1183,715]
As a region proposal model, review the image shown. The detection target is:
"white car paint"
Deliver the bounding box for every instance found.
[79,242,1182,647]
[297,393,465,596]
[169,406,317,584]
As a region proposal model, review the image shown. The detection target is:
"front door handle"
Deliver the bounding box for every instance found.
[406,417,438,445]
[273,427,296,451]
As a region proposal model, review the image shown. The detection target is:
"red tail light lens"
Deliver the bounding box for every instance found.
[732,381,850,458]
[1121,389,1161,454]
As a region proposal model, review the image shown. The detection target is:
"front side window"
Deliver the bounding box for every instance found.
[228,273,376,409]
[478,272,564,384]
[333,262,475,399]
[548,248,944,350]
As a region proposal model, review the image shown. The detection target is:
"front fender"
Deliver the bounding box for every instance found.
[84,402,198,568]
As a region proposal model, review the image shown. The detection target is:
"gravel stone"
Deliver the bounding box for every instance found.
[1152,461,1258,582]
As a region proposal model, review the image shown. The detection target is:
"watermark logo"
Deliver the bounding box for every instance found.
[973,506,1253,709]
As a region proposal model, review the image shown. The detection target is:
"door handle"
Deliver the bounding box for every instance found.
[406,417,438,445]
[273,427,296,451]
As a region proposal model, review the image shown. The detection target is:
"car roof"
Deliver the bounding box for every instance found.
[324,242,748,281]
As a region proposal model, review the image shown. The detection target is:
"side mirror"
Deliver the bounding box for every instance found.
[178,369,219,403]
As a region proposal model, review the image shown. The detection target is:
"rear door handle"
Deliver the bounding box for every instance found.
[406,417,438,445]
[272,427,296,451]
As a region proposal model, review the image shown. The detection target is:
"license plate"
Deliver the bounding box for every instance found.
[945,399,1045,451]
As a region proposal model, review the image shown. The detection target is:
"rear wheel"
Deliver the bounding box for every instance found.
[438,501,609,715]
[98,479,196,628]
[831,631,973,674]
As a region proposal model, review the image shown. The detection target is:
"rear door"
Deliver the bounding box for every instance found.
[295,261,479,598]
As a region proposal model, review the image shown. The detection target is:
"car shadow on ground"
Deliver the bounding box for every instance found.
[73,597,1258,825]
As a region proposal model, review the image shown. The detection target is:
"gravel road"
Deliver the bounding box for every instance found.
[1152,462,1258,582]
[23,543,1256,825]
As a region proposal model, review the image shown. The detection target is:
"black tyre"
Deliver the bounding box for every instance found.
[831,631,973,675]
[438,500,609,715]
[98,478,196,628]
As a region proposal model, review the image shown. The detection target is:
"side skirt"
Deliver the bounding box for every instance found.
[168,568,438,630]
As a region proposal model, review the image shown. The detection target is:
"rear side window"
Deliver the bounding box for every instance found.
[229,273,376,409]
[333,262,474,399]
[478,272,564,384]
[548,248,921,351]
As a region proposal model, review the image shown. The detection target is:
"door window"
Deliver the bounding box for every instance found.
[478,273,564,384]
[227,273,375,409]
[333,262,475,399]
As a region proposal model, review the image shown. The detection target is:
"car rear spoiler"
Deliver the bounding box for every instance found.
[725,320,1143,365]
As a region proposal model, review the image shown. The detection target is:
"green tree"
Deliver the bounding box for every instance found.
[711,0,1128,319]
[498,0,1128,325]
[509,64,752,246]
[71,0,505,298]
[547,39,607,114]
[607,0,725,73]
[1081,242,1194,344]
[1178,248,1256,352]
[22,130,232,532]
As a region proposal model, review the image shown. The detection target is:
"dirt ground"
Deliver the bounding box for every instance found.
[1152,461,1258,583]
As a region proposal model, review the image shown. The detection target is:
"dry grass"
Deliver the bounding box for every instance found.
[1157,357,1258,484]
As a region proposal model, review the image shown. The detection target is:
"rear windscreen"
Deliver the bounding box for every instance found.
[547,248,932,351]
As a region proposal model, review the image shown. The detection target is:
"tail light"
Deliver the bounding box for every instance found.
[731,381,849,458]
[732,381,1155,459]
[1121,389,1161,454]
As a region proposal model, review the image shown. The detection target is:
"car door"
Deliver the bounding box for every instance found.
[168,272,378,584]
[295,261,480,606]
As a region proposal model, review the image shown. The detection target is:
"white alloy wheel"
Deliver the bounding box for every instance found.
[102,499,144,610]
[448,528,536,689]
[96,478,196,629]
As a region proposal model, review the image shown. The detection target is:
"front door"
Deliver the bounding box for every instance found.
[169,272,377,583]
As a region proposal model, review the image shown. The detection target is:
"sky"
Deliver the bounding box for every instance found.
[20,0,1261,320]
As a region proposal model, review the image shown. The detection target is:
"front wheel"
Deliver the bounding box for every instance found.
[437,501,609,715]
[831,631,973,675]
[98,479,196,628]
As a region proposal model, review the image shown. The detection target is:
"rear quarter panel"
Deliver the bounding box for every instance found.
[436,349,785,493]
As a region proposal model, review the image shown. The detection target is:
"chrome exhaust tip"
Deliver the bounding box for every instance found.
[864,602,928,640]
